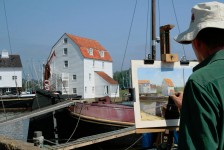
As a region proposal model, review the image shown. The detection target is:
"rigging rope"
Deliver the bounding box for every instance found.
[112,0,138,102]
[171,0,187,59]
[119,0,138,72]
[3,0,12,55]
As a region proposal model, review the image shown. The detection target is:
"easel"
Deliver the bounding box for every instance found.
[160,24,178,62]
[138,24,180,149]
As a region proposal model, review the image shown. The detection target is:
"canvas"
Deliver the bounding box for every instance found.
[131,60,198,128]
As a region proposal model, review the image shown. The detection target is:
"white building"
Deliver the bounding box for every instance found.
[161,78,175,96]
[0,50,22,95]
[138,80,157,94]
[45,33,119,99]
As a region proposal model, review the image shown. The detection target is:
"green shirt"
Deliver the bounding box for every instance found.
[178,50,224,150]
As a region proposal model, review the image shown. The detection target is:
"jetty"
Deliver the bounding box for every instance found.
[0,100,75,126]
[46,126,136,150]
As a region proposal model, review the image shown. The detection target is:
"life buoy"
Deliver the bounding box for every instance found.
[44,80,50,91]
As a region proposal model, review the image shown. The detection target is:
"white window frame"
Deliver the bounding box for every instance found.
[63,48,68,55]
[64,60,68,68]
[99,51,104,57]
[12,76,17,80]
[72,74,77,81]
[73,88,77,94]
[88,48,93,55]
[63,38,68,44]
[89,73,91,80]
[104,85,109,94]
[102,62,104,68]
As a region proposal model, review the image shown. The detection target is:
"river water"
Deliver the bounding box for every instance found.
[0,112,30,142]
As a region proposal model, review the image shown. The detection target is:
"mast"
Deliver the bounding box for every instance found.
[145,0,156,64]
[151,0,156,60]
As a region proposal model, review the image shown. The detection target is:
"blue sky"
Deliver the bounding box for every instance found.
[138,67,193,87]
[0,0,215,79]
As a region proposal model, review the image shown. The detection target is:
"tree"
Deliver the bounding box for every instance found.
[113,69,131,89]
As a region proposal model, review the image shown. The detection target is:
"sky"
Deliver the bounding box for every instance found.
[0,0,217,79]
[138,67,193,87]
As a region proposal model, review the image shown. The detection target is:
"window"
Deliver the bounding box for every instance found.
[63,38,68,44]
[104,85,109,94]
[12,76,17,80]
[63,48,68,55]
[93,60,95,67]
[73,88,77,94]
[72,74,77,81]
[88,48,93,55]
[85,87,87,93]
[92,87,94,93]
[0,76,2,80]
[64,60,68,68]
[102,62,104,68]
[99,51,104,57]
[89,73,91,80]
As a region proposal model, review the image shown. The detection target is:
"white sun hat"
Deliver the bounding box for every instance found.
[175,1,224,44]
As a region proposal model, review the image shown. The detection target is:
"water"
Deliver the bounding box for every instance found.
[0,112,30,141]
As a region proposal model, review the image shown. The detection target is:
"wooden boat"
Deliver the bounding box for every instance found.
[68,96,135,127]
[0,93,36,111]
[66,96,145,148]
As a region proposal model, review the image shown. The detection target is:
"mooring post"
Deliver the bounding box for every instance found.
[33,131,44,148]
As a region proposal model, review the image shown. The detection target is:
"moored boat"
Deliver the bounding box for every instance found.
[0,93,36,111]
[68,96,135,127]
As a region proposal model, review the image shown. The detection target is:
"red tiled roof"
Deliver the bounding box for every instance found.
[138,80,150,84]
[95,71,118,84]
[164,78,174,87]
[66,33,112,62]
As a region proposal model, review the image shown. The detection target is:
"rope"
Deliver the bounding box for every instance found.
[66,102,84,143]
[171,0,187,59]
[44,139,58,145]
[112,0,138,102]
[1,97,7,120]
[123,135,143,150]
[3,0,12,55]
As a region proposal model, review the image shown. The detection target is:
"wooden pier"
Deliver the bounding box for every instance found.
[0,100,75,126]
[47,126,136,150]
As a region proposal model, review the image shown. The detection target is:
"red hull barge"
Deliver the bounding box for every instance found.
[68,96,135,127]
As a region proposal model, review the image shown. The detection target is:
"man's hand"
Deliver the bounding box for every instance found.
[170,92,183,111]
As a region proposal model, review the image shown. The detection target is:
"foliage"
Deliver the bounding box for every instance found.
[113,69,131,89]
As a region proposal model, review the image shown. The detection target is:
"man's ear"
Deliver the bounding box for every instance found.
[192,39,201,50]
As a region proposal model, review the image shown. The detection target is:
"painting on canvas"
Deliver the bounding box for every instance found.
[131,60,198,128]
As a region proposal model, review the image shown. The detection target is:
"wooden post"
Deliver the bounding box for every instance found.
[160,24,178,62]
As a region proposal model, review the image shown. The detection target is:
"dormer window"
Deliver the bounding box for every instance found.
[99,51,104,57]
[63,38,68,44]
[88,48,93,55]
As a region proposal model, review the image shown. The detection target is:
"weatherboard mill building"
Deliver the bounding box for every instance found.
[0,50,22,95]
[45,33,119,99]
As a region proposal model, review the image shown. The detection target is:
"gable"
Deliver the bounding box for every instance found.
[66,33,112,62]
